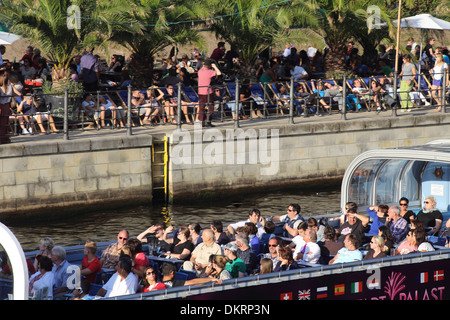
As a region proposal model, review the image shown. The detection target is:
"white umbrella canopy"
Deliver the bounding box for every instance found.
[0,31,21,45]
[376,14,450,77]
[394,14,450,30]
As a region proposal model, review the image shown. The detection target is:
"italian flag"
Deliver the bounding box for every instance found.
[351,281,363,294]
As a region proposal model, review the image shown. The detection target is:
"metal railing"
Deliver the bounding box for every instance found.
[0,70,448,143]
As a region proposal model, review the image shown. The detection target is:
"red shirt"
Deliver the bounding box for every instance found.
[81,256,102,283]
[142,282,166,292]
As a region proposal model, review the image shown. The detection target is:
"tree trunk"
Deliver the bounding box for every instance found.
[324,42,347,78]
[127,54,154,88]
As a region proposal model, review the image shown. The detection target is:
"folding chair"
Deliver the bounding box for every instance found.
[346,78,371,111]
[269,82,291,116]
[250,83,273,118]
[225,82,246,119]
[116,91,143,126]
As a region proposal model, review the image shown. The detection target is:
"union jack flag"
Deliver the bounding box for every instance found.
[298,289,311,300]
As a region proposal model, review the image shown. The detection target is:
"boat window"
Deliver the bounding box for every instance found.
[374,160,409,205]
[348,159,383,208]
[399,160,425,208]
[422,162,450,212]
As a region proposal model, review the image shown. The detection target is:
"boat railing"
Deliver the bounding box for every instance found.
[101,246,450,300]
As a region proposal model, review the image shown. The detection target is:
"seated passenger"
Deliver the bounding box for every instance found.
[245,222,260,255]
[307,217,325,242]
[399,197,415,222]
[385,206,409,244]
[269,203,304,238]
[259,220,276,253]
[337,208,366,248]
[378,225,395,254]
[96,255,138,298]
[274,245,299,272]
[394,229,422,255]
[416,196,443,235]
[141,266,166,292]
[208,255,232,281]
[329,234,363,264]
[294,229,321,264]
[100,229,129,269]
[318,226,343,264]
[363,235,388,260]
[364,204,389,236]
[163,85,191,124]
[259,258,274,274]
[235,233,258,275]
[136,223,171,253]
[50,246,73,299]
[162,226,195,261]
[223,242,246,278]
[182,229,222,275]
[227,208,264,239]
[29,255,54,300]
[290,221,308,252]
[80,241,102,284]
[124,238,149,280]
[260,237,282,269]
[210,220,230,246]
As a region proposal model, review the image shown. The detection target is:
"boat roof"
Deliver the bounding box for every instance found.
[341,139,450,211]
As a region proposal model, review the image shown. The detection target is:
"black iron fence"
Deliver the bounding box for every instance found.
[0,69,448,143]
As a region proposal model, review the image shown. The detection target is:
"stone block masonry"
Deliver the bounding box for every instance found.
[168,114,450,201]
[0,135,153,219]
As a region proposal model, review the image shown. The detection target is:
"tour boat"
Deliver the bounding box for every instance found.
[3,139,450,300]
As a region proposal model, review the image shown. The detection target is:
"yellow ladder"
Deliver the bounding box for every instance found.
[152,135,169,202]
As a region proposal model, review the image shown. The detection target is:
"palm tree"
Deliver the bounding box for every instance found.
[204,0,319,80]
[109,0,205,88]
[0,0,137,91]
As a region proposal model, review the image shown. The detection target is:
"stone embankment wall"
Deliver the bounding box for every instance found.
[168,114,450,201]
[0,135,153,219]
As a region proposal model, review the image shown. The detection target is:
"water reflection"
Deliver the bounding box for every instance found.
[6,185,341,251]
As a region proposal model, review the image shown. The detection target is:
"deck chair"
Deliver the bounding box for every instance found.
[269,82,291,116]
[249,83,274,118]
[225,82,246,118]
[346,78,371,111]
[182,86,199,121]
[116,91,143,126]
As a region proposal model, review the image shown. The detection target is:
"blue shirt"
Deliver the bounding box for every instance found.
[52,259,72,292]
[367,207,386,235]
[333,247,363,264]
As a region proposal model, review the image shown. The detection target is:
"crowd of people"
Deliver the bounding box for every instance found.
[0,37,448,143]
[0,196,447,300]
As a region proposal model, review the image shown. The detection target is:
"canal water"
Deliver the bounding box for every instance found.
[5,184,341,251]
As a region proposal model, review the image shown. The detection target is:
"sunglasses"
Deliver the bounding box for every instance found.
[119,237,128,241]
[146,271,156,275]
[268,244,277,247]
[399,203,408,206]
[424,201,430,204]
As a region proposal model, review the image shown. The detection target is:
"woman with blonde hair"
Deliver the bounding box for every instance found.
[417,195,443,235]
[364,235,388,260]
[430,53,449,112]
[207,255,231,280]
[259,258,274,274]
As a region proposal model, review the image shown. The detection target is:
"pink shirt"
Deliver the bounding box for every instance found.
[197,68,217,95]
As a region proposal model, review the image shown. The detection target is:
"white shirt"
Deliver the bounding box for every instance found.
[290,66,308,80]
[229,219,265,238]
[102,272,138,298]
[298,242,321,264]
[29,271,54,300]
